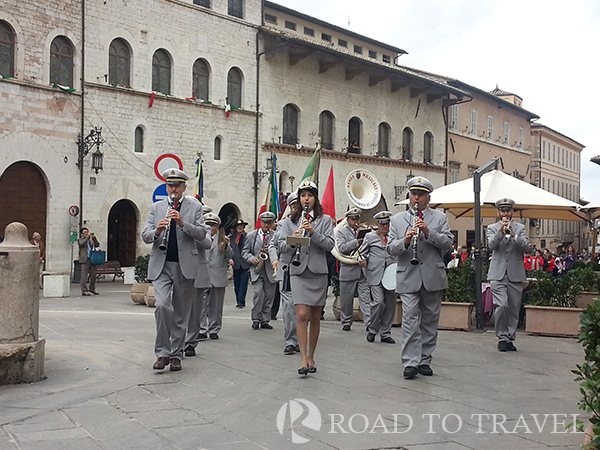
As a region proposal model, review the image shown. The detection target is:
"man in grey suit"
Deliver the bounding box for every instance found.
[78,227,100,296]
[387,176,453,379]
[336,208,371,332]
[270,191,300,355]
[486,198,530,352]
[242,211,277,330]
[360,211,396,344]
[142,169,208,372]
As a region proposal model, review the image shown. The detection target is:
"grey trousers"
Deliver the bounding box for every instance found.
[200,287,226,335]
[153,261,195,360]
[80,261,97,293]
[400,288,443,368]
[251,275,276,324]
[491,275,523,342]
[368,284,396,338]
[280,280,298,346]
[339,275,371,327]
[185,288,209,348]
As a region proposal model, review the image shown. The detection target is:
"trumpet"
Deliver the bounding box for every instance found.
[158,194,176,251]
[502,219,513,237]
[291,204,309,267]
[410,205,419,266]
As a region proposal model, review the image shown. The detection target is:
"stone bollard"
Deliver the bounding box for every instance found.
[0,222,46,384]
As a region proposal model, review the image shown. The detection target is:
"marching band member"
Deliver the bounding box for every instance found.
[229,219,250,308]
[278,181,334,376]
[487,198,530,352]
[387,176,453,379]
[270,191,301,355]
[336,208,371,332]
[242,211,277,330]
[360,211,396,344]
[142,169,208,372]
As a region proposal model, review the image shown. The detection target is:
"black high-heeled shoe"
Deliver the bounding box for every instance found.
[307,365,317,373]
[298,367,309,376]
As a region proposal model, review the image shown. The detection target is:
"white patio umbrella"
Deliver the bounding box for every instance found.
[395,170,587,221]
[580,198,600,221]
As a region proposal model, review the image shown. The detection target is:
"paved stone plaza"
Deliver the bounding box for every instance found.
[0,281,588,449]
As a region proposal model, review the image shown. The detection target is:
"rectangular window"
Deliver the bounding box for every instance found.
[503,121,509,144]
[193,0,211,7]
[450,169,459,184]
[368,50,377,58]
[264,13,277,24]
[227,0,243,18]
[562,147,565,166]
[284,20,296,30]
[553,144,556,162]
[542,140,545,159]
[518,127,523,148]
[552,179,555,193]
[382,54,391,63]
[338,38,347,47]
[470,110,477,135]
[321,33,332,42]
[304,27,314,36]
[354,45,362,54]
[542,177,545,189]
[451,104,458,130]
[487,116,493,139]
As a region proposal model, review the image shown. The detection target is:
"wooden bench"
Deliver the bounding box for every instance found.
[89,261,125,282]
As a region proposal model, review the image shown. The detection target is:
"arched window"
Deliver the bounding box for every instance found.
[134,126,144,153]
[0,21,15,77]
[402,127,413,160]
[214,136,221,160]
[423,132,434,163]
[226,67,242,108]
[50,36,74,87]
[228,0,244,18]
[319,110,334,150]
[282,103,299,145]
[378,122,391,157]
[192,58,209,100]
[348,117,362,154]
[109,38,130,86]
[152,49,171,94]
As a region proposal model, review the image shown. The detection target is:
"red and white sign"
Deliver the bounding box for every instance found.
[68,205,80,217]
[154,154,183,181]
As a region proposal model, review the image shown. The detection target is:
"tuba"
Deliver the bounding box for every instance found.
[332,169,382,265]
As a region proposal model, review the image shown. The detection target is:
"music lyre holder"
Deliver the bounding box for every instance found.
[286,236,310,247]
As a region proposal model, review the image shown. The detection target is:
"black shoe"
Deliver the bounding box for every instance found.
[197,333,208,340]
[366,333,375,342]
[184,346,196,357]
[90,291,99,295]
[307,365,317,373]
[284,345,296,355]
[381,336,396,344]
[506,342,517,352]
[417,364,433,376]
[342,325,351,331]
[498,341,508,352]
[403,366,418,379]
[252,322,260,330]
[236,304,243,308]
[295,345,301,353]
[209,333,219,340]
[298,367,309,376]
[261,323,273,329]
[82,291,92,296]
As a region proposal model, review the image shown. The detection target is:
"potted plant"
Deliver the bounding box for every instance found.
[572,298,600,446]
[573,267,600,308]
[525,268,591,337]
[441,261,476,330]
[130,254,152,305]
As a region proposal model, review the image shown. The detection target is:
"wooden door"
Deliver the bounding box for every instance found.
[107,200,136,266]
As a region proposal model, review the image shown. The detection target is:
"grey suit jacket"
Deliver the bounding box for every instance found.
[336,224,363,281]
[269,217,293,282]
[360,232,394,287]
[194,232,212,288]
[242,229,276,283]
[142,196,209,281]
[206,234,234,288]
[77,235,100,263]
[387,207,453,294]
[230,233,250,270]
[487,220,530,282]
[277,214,334,276]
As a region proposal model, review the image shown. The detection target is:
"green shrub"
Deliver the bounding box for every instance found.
[529,268,598,308]
[134,254,150,283]
[445,261,476,303]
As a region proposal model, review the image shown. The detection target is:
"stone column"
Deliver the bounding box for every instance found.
[0,222,46,384]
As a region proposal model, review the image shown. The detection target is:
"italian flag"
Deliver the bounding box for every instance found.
[321,166,336,220]
[225,104,239,118]
[53,83,75,92]
[255,155,281,229]
[194,158,204,202]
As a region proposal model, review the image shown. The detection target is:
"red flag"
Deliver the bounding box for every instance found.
[321,166,335,220]
[149,92,156,108]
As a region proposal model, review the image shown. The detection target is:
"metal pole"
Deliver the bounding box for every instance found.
[78,0,86,232]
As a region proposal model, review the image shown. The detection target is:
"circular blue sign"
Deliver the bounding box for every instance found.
[152,184,168,203]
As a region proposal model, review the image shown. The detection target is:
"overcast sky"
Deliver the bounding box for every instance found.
[272,0,600,202]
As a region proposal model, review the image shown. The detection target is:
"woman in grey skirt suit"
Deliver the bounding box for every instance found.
[279,181,334,375]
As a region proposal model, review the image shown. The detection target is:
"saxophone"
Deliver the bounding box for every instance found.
[254,230,270,273]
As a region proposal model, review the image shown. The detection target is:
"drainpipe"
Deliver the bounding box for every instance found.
[79,0,86,231]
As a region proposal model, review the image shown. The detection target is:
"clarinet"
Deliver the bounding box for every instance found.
[410,205,420,266]
[291,204,309,267]
[158,194,175,251]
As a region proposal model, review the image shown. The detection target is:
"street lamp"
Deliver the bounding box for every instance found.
[76,127,105,229]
